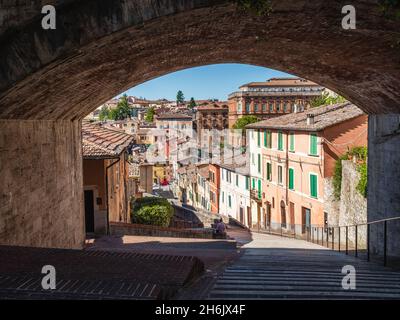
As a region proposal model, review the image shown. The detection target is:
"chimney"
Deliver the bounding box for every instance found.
[306,113,315,126]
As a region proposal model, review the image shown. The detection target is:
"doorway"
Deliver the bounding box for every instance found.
[266,202,271,227]
[84,190,95,233]
[289,202,295,231]
[247,206,252,228]
[239,207,244,224]
[280,201,287,228]
[302,207,311,234]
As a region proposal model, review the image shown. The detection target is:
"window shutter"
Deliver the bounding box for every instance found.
[264,131,267,147]
[310,134,318,155]
[310,174,318,198]
[290,133,295,151]
[289,168,294,190]
[278,132,283,150]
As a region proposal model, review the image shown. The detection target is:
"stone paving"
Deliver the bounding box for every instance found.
[0,245,205,299]
[209,232,400,299]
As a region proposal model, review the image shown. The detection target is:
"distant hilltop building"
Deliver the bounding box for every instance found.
[228,77,325,128]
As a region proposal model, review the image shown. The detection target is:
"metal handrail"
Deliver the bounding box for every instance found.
[250,216,400,267]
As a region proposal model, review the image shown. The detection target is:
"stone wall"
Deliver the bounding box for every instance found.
[368,114,400,259]
[324,160,367,247]
[110,222,219,239]
[0,120,85,249]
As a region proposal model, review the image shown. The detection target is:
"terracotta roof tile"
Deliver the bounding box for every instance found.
[82,122,134,159]
[245,102,365,131]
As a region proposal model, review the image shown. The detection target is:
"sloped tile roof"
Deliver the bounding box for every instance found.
[245,102,365,131]
[82,121,134,159]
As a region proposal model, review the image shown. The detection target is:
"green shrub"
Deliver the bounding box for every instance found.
[356,163,368,198]
[333,154,347,200]
[348,146,367,161]
[131,197,174,227]
[333,146,368,200]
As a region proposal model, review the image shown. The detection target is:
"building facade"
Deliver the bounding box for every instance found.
[219,163,251,226]
[228,77,325,128]
[82,122,135,234]
[246,103,368,234]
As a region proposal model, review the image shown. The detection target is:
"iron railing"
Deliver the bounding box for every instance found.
[250,217,400,267]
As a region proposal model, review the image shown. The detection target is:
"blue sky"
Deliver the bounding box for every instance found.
[120,63,294,101]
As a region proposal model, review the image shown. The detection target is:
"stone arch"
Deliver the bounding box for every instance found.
[1,0,400,252]
[0,0,400,120]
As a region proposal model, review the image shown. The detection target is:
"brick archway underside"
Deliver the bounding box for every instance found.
[0,0,399,120]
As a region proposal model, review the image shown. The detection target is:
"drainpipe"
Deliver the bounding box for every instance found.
[105,157,120,235]
[285,131,289,205]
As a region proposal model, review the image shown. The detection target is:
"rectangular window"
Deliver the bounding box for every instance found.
[264,131,267,147]
[267,131,272,148]
[266,162,272,181]
[310,174,318,198]
[257,130,260,147]
[257,154,261,173]
[236,174,239,187]
[254,103,259,112]
[228,195,232,208]
[289,132,295,152]
[245,103,250,113]
[309,133,318,156]
[278,166,283,185]
[289,168,294,190]
[252,178,255,189]
[262,104,267,112]
[278,131,284,151]
[222,191,224,203]
[258,179,262,199]
[245,177,249,190]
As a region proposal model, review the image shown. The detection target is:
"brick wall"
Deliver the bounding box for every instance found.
[0,120,85,249]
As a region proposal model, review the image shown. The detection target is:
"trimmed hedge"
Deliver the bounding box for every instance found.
[131,197,174,227]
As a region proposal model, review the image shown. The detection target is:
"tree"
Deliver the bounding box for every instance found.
[145,107,155,123]
[99,105,110,121]
[188,97,196,109]
[176,90,185,104]
[311,92,347,108]
[105,94,132,120]
[232,115,259,130]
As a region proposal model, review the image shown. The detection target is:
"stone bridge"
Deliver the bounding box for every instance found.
[0,1,399,255]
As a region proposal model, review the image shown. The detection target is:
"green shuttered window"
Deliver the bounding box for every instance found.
[289,132,295,152]
[310,174,318,198]
[310,133,318,155]
[278,132,283,151]
[266,162,272,181]
[289,168,294,190]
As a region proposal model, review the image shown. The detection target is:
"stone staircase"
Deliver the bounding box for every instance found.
[209,244,400,299]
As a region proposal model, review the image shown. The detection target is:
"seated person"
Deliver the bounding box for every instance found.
[215,218,226,234]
